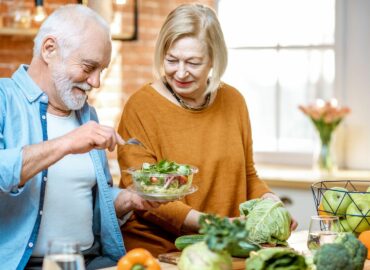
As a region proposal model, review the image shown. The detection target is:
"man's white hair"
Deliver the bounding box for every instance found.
[33,4,111,58]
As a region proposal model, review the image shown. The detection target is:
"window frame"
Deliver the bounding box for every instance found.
[217,0,342,167]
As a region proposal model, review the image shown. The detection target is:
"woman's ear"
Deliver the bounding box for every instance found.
[41,36,58,63]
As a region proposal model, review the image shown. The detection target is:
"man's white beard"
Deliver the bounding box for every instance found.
[52,65,92,110]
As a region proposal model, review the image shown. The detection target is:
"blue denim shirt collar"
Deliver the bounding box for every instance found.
[12,64,44,103]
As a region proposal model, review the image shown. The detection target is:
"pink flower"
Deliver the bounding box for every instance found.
[299,99,350,144]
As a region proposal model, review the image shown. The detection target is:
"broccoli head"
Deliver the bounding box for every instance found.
[313,243,355,270]
[334,232,367,270]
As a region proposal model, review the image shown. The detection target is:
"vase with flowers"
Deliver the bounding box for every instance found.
[299,99,350,173]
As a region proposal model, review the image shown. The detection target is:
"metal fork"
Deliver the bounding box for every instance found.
[125,138,144,147]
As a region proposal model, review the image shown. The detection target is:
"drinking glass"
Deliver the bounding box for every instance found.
[42,240,85,270]
[307,215,341,252]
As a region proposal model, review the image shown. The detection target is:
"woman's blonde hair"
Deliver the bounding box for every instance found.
[153,3,228,93]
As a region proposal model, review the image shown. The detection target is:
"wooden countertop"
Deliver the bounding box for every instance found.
[100,230,370,270]
[256,164,370,189]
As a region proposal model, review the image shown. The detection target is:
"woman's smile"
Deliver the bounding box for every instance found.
[174,79,193,88]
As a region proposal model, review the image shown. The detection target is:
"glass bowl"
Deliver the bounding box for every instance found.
[124,162,198,201]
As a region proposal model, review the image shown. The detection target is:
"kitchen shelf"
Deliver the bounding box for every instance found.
[0,26,135,41]
[0,27,38,36]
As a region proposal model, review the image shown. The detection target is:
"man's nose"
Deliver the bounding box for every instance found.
[87,70,101,88]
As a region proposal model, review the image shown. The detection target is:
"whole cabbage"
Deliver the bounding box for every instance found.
[178,242,232,270]
[239,198,291,245]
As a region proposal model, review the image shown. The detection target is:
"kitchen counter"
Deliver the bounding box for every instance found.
[100,230,370,269]
[256,164,370,189]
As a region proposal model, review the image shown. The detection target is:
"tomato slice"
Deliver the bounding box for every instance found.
[178,175,188,185]
[150,176,159,184]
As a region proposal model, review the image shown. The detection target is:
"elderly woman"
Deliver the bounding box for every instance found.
[117,3,297,256]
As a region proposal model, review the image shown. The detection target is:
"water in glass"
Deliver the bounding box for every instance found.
[42,240,85,270]
[307,215,341,252]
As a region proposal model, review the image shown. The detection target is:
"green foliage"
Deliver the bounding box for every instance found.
[313,243,354,270]
[141,160,190,174]
[310,117,342,145]
[198,214,260,257]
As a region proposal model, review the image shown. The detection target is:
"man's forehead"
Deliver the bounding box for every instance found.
[74,44,111,67]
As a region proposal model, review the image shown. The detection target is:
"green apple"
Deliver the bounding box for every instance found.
[322,187,351,216]
[346,199,370,233]
[339,218,352,232]
[366,187,370,201]
[348,192,366,202]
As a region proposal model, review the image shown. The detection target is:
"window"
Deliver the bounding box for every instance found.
[218,0,335,165]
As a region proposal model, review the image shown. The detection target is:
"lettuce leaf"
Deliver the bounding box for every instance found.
[245,247,307,270]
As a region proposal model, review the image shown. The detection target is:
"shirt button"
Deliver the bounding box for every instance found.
[42,115,46,120]
[42,95,47,101]
[43,176,47,182]
[28,242,33,248]
[39,210,43,215]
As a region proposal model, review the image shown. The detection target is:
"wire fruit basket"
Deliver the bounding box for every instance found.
[311,180,370,234]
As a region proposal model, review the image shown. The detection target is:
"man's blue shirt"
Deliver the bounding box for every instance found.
[0,65,125,269]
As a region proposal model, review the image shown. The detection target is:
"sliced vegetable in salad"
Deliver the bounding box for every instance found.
[130,160,197,195]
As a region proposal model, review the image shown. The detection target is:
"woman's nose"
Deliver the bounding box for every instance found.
[176,63,189,79]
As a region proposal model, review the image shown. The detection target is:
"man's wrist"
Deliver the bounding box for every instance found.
[56,136,73,155]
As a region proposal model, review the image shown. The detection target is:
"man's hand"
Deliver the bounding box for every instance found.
[61,121,125,154]
[114,189,163,218]
[20,121,124,185]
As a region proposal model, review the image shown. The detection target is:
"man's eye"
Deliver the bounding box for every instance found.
[83,65,94,72]
[189,62,201,66]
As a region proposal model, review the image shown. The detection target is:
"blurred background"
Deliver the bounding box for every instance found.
[1,0,369,228]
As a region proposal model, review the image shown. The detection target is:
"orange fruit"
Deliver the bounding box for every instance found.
[358,230,370,259]
[318,201,332,217]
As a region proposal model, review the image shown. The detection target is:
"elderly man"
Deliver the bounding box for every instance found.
[0,4,158,270]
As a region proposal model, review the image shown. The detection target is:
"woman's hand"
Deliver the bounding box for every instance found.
[261,192,298,231]
[181,209,203,233]
[290,218,298,231]
[114,189,164,218]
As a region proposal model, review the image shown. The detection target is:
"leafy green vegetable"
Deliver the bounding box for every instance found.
[140,160,191,174]
[178,242,232,270]
[313,243,354,270]
[334,232,367,270]
[246,247,308,270]
[198,214,260,257]
[239,198,291,245]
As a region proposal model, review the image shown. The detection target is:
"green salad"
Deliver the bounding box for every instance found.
[132,160,196,195]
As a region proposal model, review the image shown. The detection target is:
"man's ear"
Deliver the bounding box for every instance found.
[41,36,58,63]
